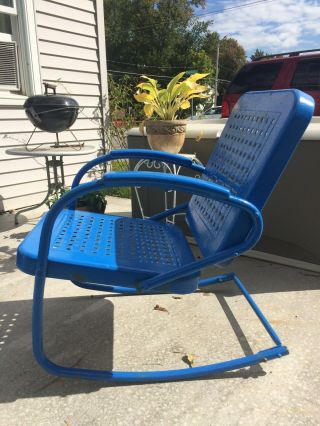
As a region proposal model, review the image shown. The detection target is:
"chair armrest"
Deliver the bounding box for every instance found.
[71,149,205,189]
[36,172,262,291]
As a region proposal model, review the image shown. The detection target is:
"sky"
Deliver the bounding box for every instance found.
[196,0,320,58]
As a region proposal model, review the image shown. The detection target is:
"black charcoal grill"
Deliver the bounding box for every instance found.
[24,83,79,133]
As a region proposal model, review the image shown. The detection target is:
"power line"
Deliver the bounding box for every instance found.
[195,0,276,18]
[107,58,238,76]
[107,59,191,70]
[107,69,228,83]
[107,69,173,79]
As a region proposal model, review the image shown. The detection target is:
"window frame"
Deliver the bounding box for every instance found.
[0,0,42,105]
[0,0,17,16]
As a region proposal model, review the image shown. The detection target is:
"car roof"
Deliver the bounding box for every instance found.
[252,49,320,63]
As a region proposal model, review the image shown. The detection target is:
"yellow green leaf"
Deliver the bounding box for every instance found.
[136,82,158,97]
[141,75,158,86]
[144,104,154,117]
[180,100,190,109]
[134,92,154,103]
[166,71,185,97]
[187,73,209,82]
[134,71,210,120]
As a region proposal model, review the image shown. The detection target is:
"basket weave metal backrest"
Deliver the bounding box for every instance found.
[187,89,314,257]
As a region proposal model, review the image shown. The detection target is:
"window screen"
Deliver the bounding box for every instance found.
[226,62,283,94]
[0,1,14,6]
[291,59,320,91]
[0,12,12,34]
[0,40,19,88]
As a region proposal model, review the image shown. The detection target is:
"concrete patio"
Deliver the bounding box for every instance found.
[0,198,319,425]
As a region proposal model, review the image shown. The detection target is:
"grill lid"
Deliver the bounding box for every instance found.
[23,83,79,133]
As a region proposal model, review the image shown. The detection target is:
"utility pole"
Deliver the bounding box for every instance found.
[214,35,227,106]
[214,40,220,107]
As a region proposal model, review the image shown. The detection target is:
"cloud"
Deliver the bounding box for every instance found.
[200,0,320,56]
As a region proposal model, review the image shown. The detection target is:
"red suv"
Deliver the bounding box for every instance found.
[221,49,320,118]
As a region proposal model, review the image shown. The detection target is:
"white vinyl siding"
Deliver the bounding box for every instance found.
[0,0,107,212]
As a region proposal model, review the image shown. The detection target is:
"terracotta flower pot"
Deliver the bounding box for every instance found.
[145,120,187,154]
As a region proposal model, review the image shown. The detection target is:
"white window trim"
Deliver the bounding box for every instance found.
[0,1,17,16]
[0,0,42,106]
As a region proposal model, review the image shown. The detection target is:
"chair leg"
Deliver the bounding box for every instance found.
[71,280,139,295]
[32,272,288,383]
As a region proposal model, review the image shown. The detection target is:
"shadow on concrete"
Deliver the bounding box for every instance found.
[0,212,29,232]
[0,231,30,275]
[0,295,114,403]
[215,293,265,378]
[0,287,271,402]
[0,245,18,275]
[199,257,320,295]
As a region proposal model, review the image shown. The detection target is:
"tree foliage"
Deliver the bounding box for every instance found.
[104,0,247,112]
[104,0,210,77]
[203,33,246,96]
[250,48,269,61]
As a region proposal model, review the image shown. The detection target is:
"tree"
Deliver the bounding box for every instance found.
[218,38,246,94]
[104,0,247,110]
[203,33,246,98]
[250,49,269,61]
[104,0,212,80]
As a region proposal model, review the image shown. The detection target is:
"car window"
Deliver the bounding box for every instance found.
[290,58,320,91]
[226,62,283,94]
[205,107,221,115]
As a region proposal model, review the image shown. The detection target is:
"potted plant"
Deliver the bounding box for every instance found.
[134,71,209,153]
[46,184,107,213]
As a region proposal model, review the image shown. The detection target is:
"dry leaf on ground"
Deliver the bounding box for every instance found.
[182,353,195,368]
[154,304,169,313]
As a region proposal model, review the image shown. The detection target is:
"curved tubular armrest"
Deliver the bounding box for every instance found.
[140,194,263,293]
[71,149,205,189]
[36,172,231,275]
[36,172,262,293]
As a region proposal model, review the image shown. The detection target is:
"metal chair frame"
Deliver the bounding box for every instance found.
[30,150,287,382]
[18,89,314,382]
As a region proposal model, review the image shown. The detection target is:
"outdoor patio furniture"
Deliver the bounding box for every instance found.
[16,89,314,382]
[6,145,97,224]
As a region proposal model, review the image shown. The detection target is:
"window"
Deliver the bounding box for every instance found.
[0,0,42,103]
[0,0,19,90]
[291,59,320,91]
[226,62,283,94]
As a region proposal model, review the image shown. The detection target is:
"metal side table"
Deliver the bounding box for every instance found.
[133,153,203,223]
[6,145,97,224]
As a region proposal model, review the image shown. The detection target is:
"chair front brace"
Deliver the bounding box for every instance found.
[32,171,288,382]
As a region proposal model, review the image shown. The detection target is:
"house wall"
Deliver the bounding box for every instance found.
[0,0,107,212]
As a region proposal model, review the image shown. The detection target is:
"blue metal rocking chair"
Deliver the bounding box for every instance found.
[17,89,314,382]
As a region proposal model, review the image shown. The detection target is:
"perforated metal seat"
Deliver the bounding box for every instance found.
[18,209,198,292]
[16,89,315,382]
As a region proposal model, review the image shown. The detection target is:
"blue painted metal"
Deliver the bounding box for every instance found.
[71,149,206,190]
[188,89,315,258]
[68,149,206,210]
[32,270,288,382]
[72,280,140,295]
[149,202,188,221]
[16,89,314,382]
